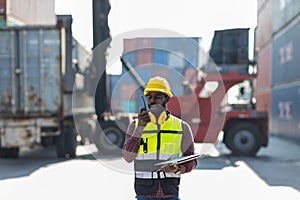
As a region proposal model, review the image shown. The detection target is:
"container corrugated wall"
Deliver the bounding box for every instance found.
[272,82,300,139]
[0,28,17,113]
[0,0,6,15]
[272,0,300,34]
[272,17,300,85]
[256,45,272,90]
[6,0,56,26]
[255,0,300,140]
[257,0,269,11]
[0,26,61,114]
[256,0,272,48]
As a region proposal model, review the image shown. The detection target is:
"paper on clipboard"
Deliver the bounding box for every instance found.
[154,154,201,166]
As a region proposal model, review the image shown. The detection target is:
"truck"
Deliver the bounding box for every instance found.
[0,15,97,158]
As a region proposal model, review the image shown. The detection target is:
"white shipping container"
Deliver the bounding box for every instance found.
[6,0,55,25]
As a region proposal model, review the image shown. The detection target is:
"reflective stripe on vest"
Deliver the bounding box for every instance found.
[134,115,183,179]
[135,171,180,179]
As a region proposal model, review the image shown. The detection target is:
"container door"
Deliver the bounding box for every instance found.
[0,29,17,113]
[20,28,61,114]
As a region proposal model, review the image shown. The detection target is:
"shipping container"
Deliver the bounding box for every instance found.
[6,0,56,26]
[258,0,270,11]
[121,100,136,113]
[123,38,153,53]
[256,90,272,113]
[109,74,121,98]
[256,43,272,89]
[0,26,61,113]
[153,37,200,69]
[0,0,5,15]
[152,65,169,77]
[256,0,272,48]
[121,83,137,100]
[271,81,300,141]
[255,90,272,133]
[272,17,300,85]
[272,0,300,34]
[153,49,168,66]
[119,37,202,111]
[136,48,152,66]
[0,16,95,158]
[0,16,5,26]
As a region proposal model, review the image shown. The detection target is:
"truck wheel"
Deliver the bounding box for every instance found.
[56,125,77,158]
[95,126,125,155]
[224,122,262,156]
[0,147,19,158]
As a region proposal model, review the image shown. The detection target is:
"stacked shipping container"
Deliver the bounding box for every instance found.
[0,0,55,26]
[271,0,300,140]
[255,0,272,132]
[110,37,201,113]
[256,0,300,141]
[0,0,5,25]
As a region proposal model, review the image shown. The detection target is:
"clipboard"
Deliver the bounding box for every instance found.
[154,154,201,167]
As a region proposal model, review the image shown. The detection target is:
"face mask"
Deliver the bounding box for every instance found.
[149,104,167,125]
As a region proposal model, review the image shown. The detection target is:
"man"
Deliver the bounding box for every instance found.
[123,76,197,200]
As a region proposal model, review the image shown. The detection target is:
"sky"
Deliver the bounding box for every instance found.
[54,0,258,102]
[54,0,257,52]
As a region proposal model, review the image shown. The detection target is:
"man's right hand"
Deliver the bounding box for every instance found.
[137,108,151,127]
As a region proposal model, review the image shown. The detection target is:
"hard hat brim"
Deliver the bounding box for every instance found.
[144,88,172,97]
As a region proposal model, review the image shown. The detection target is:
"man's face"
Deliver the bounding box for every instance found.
[145,91,168,107]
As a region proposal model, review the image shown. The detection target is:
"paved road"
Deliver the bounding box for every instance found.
[0,135,299,200]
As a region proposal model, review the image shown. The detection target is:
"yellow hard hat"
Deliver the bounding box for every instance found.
[144,76,172,97]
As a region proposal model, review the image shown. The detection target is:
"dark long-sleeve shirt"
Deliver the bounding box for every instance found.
[122,118,197,198]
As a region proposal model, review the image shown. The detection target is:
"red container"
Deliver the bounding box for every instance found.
[123,38,153,53]
[256,44,272,89]
[121,83,137,100]
[0,0,6,15]
[256,0,272,48]
[136,48,152,66]
[255,91,272,133]
[152,66,170,78]
[123,39,136,53]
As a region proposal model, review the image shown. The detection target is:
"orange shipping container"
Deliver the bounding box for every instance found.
[256,0,272,48]
[255,91,272,133]
[256,44,272,90]
[136,48,152,66]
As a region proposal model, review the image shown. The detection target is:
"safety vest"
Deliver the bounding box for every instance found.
[134,114,183,196]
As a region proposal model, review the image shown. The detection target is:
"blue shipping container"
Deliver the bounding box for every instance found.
[272,0,300,33]
[272,18,300,85]
[0,27,61,113]
[272,81,300,140]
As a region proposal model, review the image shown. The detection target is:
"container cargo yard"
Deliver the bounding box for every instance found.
[255,0,300,141]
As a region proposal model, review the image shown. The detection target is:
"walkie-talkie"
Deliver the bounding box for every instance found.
[141,95,150,112]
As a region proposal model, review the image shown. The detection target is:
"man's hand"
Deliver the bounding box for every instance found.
[160,164,180,174]
[137,108,151,127]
